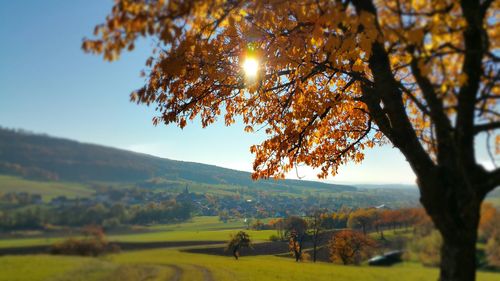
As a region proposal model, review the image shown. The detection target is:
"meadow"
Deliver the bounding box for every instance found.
[2,249,500,281]
[1,216,499,281]
[0,217,274,249]
[0,175,94,201]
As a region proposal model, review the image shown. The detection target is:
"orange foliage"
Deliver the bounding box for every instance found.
[479,203,500,241]
[83,0,500,181]
[329,229,377,265]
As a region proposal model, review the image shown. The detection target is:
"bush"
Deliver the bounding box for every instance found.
[269,234,281,242]
[50,237,107,256]
[50,225,120,256]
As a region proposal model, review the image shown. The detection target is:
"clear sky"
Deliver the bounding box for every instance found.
[0,1,493,185]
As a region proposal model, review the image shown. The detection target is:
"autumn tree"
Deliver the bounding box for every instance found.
[84,1,499,280]
[322,211,349,229]
[284,216,308,262]
[329,229,377,265]
[226,231,252,260]
[347,208,376,235]
[269,218,285,240]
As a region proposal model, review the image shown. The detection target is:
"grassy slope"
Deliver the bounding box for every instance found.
[0,175,94,201]
[1,249,499,281]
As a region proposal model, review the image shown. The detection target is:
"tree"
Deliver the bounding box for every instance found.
[226,231,252,260]
[329,229,377,265]
[347,208,376,235]
[269,218,285,240]
[84,1,499,280]
[284,216,308,262]
[307,210,325,262]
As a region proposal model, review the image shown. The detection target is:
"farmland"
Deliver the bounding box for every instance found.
[0,216,274,249]
[1,216,499,281]
[2,248,500,281]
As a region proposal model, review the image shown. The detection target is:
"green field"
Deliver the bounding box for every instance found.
[1,249,499,281]
[1,216,499,280]
[0,217,273,248]
[0,175,94,201]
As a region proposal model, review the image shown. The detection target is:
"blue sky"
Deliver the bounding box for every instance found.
[4,1,492,185]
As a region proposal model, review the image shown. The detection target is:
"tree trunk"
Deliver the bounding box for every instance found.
[439,231,477,281]
[233,245,239,260]
[421,177,482,281]
[313,240,317,262]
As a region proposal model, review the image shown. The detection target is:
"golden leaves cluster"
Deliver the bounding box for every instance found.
[84,0,499,179]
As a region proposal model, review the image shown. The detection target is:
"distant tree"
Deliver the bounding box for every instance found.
[347,208,376,235]
[269,218,285,240]
[371,210,385,240]
[244,218,253,230]
[308,211,325,262]
[218,210,230,223]
[329,230,377,265]
[322,211,349,229]
[226,231,252,260]
[251,219,265,230]
[285,216,308,262]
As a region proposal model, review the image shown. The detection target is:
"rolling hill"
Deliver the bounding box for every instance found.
[0,127,355,193]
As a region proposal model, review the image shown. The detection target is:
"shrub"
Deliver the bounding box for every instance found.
[50,225,120,256]
[269,234,281,242]
[50,237,107,256]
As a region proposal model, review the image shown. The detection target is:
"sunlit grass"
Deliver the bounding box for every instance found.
[1,249,499,281]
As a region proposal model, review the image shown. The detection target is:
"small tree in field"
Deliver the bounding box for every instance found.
[307,210,325,262]
[226,231,252,260]
[284,216,308,262]
[84,1,500,279]
[329,229,377,265]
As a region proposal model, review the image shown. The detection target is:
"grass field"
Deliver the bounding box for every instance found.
[1,249,499,281]
[1,216,499,280]
[0,175,94,201]
[0,217,273,248]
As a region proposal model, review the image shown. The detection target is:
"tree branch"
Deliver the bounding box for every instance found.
[474,121,500,134]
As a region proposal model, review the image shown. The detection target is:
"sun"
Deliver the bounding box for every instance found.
[242,57,259,78]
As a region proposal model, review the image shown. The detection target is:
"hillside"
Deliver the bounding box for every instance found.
[0,127,355,193]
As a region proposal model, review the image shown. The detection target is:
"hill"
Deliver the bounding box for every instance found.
[0,127,355,193]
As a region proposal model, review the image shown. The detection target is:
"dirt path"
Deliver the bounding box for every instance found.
[163,264,183,281]
[191,265,214,281]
